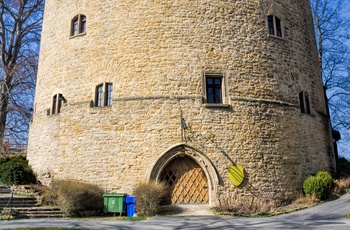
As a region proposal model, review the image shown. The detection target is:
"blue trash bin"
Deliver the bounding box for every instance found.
[126,196,136,217]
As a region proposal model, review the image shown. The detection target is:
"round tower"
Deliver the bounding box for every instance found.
[28,0,335,207]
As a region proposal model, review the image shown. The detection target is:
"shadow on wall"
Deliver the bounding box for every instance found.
[182,121,274,204]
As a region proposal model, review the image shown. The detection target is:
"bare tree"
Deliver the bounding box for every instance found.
[0,0,44,154]
[310,0,350,158]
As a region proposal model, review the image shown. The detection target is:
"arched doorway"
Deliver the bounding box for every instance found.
[159,156,209,204]
[149,144,219,206]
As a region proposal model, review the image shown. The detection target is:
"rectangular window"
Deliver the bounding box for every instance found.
[267,15,282,37]
[268,15,274,35]
[71,14,86,37]
[96,84,103,107]
[95,83,113,107]
[51,93,65,115]
[206,76,222,104]
[305,94,310,114]
[52,94,57,114]
[80,15,86,33]
[105,83,113,106]
[276,17,282,37]
[57,93,63,113]
[72,19,78,36]
[299,91,311,114]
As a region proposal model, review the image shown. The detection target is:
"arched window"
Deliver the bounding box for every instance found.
[71,14,86,36]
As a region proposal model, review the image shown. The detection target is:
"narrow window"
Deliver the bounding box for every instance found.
[57,93,64,113]
[299,91,311,114]
[95,84,103,107]
[72,18,79,36]
[52,93,66,115]
[206,76,222,104]
[95,83,113,107]
[80,15,86,33]
[275,17,282,37]
[267,15,282,37]
[305,94,310,114]
[105,83,113,106]
[268,15,274,35]
[52,94,57,114]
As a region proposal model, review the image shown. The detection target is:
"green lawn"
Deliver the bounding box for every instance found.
[16,228,88,230]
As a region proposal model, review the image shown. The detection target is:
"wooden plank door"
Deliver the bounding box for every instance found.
[160,157,209,204]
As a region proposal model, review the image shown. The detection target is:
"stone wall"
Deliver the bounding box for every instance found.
[27,0,335,207]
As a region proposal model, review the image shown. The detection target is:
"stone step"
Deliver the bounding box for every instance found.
[0,196,38,208]
[0,186,11,194]
[4,207,64,219]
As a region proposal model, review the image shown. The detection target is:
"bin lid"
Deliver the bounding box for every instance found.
[126,196,136,202]
[103,193,126,197]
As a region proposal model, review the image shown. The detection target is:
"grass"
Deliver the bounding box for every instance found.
[72,215,147,221]
[15,228,88,230]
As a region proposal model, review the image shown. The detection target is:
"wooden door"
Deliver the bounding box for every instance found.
[160,157,209,204]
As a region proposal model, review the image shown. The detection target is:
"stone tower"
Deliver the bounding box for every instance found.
[28,0,335,207]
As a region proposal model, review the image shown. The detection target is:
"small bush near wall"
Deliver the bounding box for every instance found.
[43,180,104,217]
[133,181,167,216]
[303,171,334,200]
[334,177,350,195]
[0,155,36,185]
[216,196,276,215]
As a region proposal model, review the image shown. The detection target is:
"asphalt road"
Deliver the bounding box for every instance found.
[1,194,350,230]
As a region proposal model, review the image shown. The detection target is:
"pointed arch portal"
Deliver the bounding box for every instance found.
[150,144,219,205]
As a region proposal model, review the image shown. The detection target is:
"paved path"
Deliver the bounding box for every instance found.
[1,194,350,230]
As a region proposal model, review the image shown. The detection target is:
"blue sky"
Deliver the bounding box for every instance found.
[336,1,350,160]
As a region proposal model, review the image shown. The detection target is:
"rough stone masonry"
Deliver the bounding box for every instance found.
[27,0,336,207]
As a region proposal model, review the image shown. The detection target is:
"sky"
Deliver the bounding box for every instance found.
[336,1,350,160]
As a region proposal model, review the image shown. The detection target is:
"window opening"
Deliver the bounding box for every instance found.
[105,83,113,106]
[206,76,222,104]
[275,17,282,37]
[268,15,274,35]
[80,15,86,33]
[71,14,86,36]
[52,94,57,115]
[299,91,311,114]
[51,93,66,115]
[95,83,113,107]
[72,18,78,36]
[95,84,103,107]
[267,15,282,37]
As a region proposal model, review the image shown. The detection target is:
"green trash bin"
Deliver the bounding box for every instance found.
[103,193,126,215]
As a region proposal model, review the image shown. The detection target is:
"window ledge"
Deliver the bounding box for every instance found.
[300,112,315,117]
[69,32,87,39]
[203,103,230,109]
[90,105,112,109]
[267,34,285,40]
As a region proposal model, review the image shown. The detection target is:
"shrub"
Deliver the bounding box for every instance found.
[303,176,324,199]
[316,171,334,197]
[303,171,334,200]
[43,180,104,217]
[333,177,350,195]
[0,155,36,185]
[133,181,167,216]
